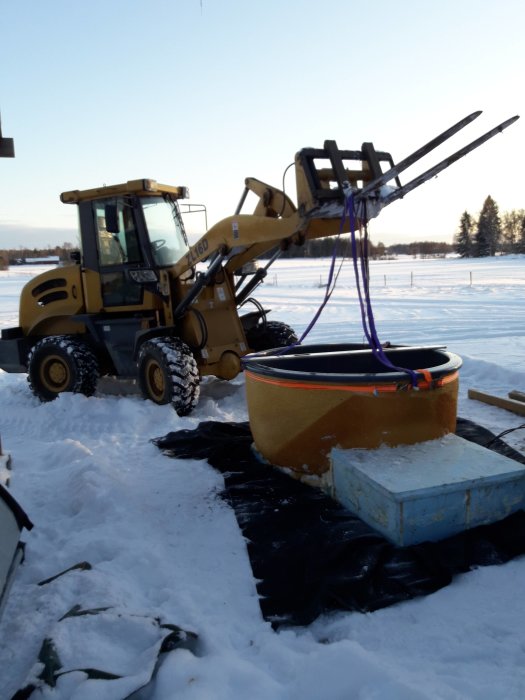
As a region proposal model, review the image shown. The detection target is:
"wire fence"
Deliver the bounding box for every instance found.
[372,270,525,289]
[267,269,525,289]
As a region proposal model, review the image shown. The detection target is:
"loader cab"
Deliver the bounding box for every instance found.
[96,194,190,269]
[62,180,191,309]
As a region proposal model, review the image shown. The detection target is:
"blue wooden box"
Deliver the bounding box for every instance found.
[330,434,525,546]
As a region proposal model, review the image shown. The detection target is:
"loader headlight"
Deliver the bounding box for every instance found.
[129,268,158,283]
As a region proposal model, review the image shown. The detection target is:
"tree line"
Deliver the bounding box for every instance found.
[454,196,525,257]
[259,237,453,260]
[0,243,75,269]
[1,238,454,269]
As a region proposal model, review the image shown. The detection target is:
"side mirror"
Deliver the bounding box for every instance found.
[70,251,81,264]
[105,204,119,234]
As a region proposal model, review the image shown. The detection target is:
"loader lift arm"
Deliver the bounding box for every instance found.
[170,111,519,285]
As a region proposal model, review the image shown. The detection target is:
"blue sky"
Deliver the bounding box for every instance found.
[0,0,523,248]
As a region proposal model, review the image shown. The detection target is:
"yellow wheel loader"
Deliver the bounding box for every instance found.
[0,112,518,414]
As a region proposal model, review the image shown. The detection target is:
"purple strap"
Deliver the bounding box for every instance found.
[243,191,421,388]
[346,193,419,387]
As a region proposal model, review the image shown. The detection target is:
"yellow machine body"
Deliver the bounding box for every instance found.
[6,145,392,387]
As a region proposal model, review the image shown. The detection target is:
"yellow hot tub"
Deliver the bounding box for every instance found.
[243,344,462,476]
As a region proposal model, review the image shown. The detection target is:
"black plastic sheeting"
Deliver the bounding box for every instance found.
[153,418,525,627]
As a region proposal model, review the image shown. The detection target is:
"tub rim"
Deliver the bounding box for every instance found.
[243,345,462,386]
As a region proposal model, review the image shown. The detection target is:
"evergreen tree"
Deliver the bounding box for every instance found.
[474,196,501,257]
[454,211,474,257]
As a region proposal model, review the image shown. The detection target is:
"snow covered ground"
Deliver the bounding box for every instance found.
[1,256,525,699]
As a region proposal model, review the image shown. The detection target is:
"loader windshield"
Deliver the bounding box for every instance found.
[141,195,189,267]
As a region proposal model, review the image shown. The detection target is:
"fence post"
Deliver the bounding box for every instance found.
[410,271,414,287]
[470,271,472,286]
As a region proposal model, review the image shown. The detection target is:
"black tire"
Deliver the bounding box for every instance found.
[27,336,100,401]
[137,337,200,416]
[246,321,298,352]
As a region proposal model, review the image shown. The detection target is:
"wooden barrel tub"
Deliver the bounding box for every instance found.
[243,344,462,476]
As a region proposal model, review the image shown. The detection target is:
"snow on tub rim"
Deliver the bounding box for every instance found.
[243,343,462,476]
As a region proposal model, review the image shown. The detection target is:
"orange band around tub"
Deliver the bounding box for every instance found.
[245,370,459,394]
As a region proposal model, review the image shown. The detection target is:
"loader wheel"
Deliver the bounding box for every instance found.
[27,336,100,402]
[246,321,298,352]
[137,337,200,416]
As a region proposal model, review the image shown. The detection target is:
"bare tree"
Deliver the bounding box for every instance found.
[501,209,525,253]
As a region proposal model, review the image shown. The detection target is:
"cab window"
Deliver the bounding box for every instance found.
[92,198,143,306]
[94,199,142,266]
[141,196,189,266]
